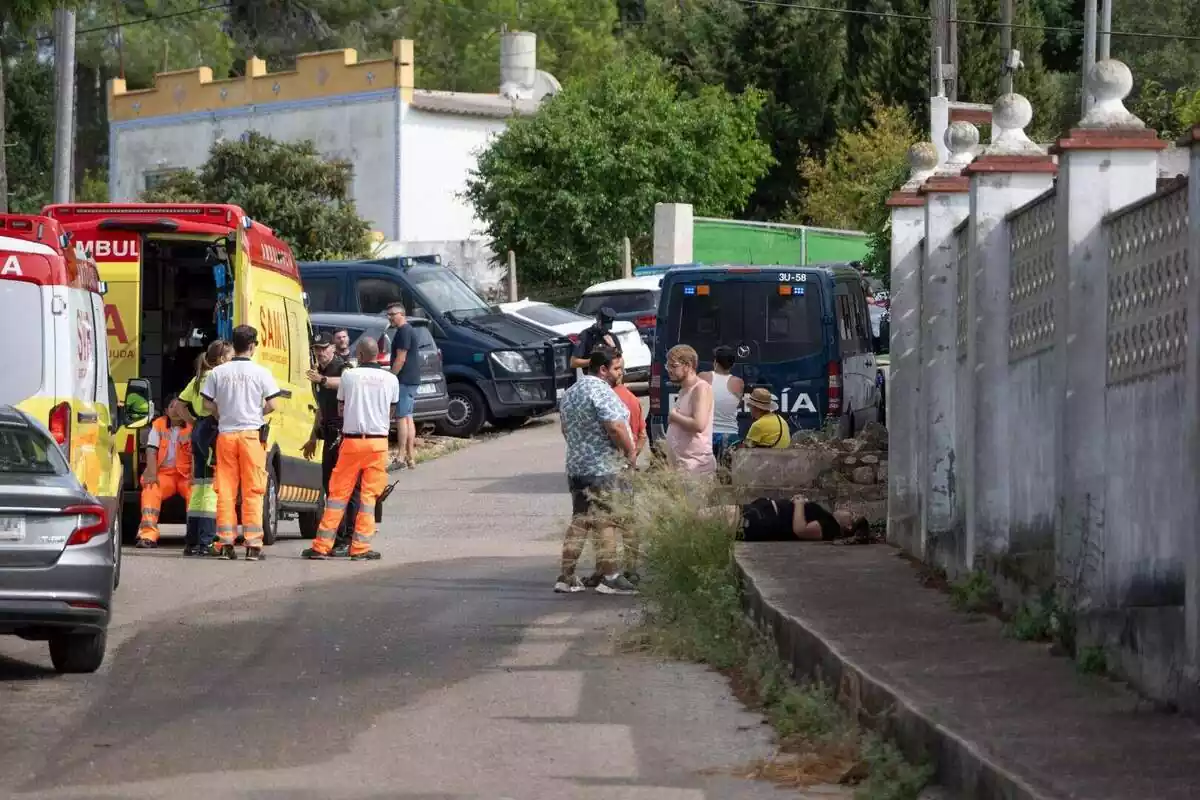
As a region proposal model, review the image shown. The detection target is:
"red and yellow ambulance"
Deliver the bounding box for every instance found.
[41,204,324,546]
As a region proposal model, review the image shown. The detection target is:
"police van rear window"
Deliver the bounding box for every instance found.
[668,280,822,361]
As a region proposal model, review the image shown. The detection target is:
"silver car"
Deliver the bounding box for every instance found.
[0,406,115,673]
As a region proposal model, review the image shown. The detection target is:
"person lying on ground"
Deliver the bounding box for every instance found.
[704,496,871,542]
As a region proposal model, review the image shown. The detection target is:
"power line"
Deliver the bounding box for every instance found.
[35,2,232,43]
[731,0,1200,44]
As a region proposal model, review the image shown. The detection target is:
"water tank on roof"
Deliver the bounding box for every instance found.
[500,30,537,100]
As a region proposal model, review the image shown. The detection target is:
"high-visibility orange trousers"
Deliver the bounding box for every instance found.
[311,437,389,556]
[138,468,192,542]
[214,431,267,548]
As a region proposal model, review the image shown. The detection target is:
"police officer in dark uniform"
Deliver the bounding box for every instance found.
[303,331,360,556]
[570,307,623,372]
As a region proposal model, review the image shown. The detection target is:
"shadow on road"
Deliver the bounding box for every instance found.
[10,556,561,795]
[468,472,566,495]
[0,652,58,681]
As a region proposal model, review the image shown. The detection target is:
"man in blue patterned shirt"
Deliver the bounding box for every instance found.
[556,346,638,595]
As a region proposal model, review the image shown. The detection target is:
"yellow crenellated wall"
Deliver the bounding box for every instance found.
[108,39,414,123]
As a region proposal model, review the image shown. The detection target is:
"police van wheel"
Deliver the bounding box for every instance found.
[262,465,280,546]
[437,383,486,439]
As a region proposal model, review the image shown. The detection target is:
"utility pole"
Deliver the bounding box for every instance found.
[1000,0,1014,95]
[930,0,958,100]
[52,5,77,205]
[1099,0,1112,61]
[1082,0,1098,114]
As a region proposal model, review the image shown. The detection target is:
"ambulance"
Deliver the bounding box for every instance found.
[41,204,325,546]
[0,215,146,567]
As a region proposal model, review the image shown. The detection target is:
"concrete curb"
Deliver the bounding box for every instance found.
[735,552,1053,800]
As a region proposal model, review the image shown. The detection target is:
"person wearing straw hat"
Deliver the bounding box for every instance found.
[742,387,791,449]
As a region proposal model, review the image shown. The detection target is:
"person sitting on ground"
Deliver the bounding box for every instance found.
[741,387,791,449]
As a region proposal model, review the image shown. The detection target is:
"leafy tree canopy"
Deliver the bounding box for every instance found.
[465,52,773,288]
[143,132,372,262]
[795,97,917,283]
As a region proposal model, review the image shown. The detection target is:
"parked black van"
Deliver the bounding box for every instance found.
[300,256,573,437]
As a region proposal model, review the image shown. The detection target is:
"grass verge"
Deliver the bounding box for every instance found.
[613,467,932,799]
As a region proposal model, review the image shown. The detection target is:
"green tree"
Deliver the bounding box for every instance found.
[839,0,928,130]
[465,53,773,288]
[796,98,917,281]
[225,0,620,92]
[143,132,372,261]
[2,52,55,212]
[0,0,61,212]
[637,0,845,219]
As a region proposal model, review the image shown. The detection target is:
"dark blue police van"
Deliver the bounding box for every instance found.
[300,256,573,438]
[648,263,885,442]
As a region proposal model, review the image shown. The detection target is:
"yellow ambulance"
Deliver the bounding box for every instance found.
[0,214,147,579]
[42,204,324,546]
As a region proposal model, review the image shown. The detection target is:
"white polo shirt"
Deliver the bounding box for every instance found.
[339,364,400,436]
[201,357,282,434]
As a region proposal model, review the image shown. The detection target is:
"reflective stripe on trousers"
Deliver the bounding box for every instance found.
[214,431,268,548]
[138,468,192,542]
[311,437,389,556]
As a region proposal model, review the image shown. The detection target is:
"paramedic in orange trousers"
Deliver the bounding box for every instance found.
[302,336,398,561]
[135,398,193,548]
[202,325,282,561]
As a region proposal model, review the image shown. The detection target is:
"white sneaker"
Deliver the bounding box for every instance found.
[596,574,639,596]
[554,575,586,593]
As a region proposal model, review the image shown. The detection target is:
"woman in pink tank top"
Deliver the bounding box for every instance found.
[664,344,716,476]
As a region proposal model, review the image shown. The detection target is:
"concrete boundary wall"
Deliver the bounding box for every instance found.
[885,61,1200,712]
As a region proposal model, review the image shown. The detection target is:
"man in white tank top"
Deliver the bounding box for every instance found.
[700,345,744,464]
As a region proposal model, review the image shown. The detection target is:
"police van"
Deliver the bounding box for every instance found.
[648,264,885,441]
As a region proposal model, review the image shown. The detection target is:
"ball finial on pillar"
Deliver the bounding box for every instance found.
[901,142,938,190]
[1079,59,1145,130]
[935,121,980,175]
[984,93,1045,156]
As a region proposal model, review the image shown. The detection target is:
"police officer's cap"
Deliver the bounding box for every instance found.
[311,331,335,348]
[597,307,617,322]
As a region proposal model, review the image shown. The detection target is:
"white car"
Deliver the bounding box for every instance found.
[498,299,653,383]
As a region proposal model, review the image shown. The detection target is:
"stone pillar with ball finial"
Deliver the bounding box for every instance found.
[916,120,979,569]
[959,92,1058,567]
[1053,59,1166,589]
[885,141,939,555]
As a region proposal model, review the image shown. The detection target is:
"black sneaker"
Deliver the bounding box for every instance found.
[596,574,639,596]
[135,538,157,549]
[220,544,238,561]
[582,573,603,589]
[350,550,382,561]
[244,547,264,562]
[331,543,351,558]
[623,570,642,586]
[182,545,199,557]
[301,548,328,560]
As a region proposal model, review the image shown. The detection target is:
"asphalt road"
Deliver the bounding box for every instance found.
[0,417,848,800]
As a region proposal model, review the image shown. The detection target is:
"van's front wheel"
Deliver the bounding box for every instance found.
[262,462,280,546]
[437,383,486,438]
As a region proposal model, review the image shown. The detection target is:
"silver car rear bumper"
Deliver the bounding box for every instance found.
[0,534,113,637]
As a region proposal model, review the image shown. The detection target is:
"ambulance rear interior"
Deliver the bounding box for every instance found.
[47,207,237,412]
